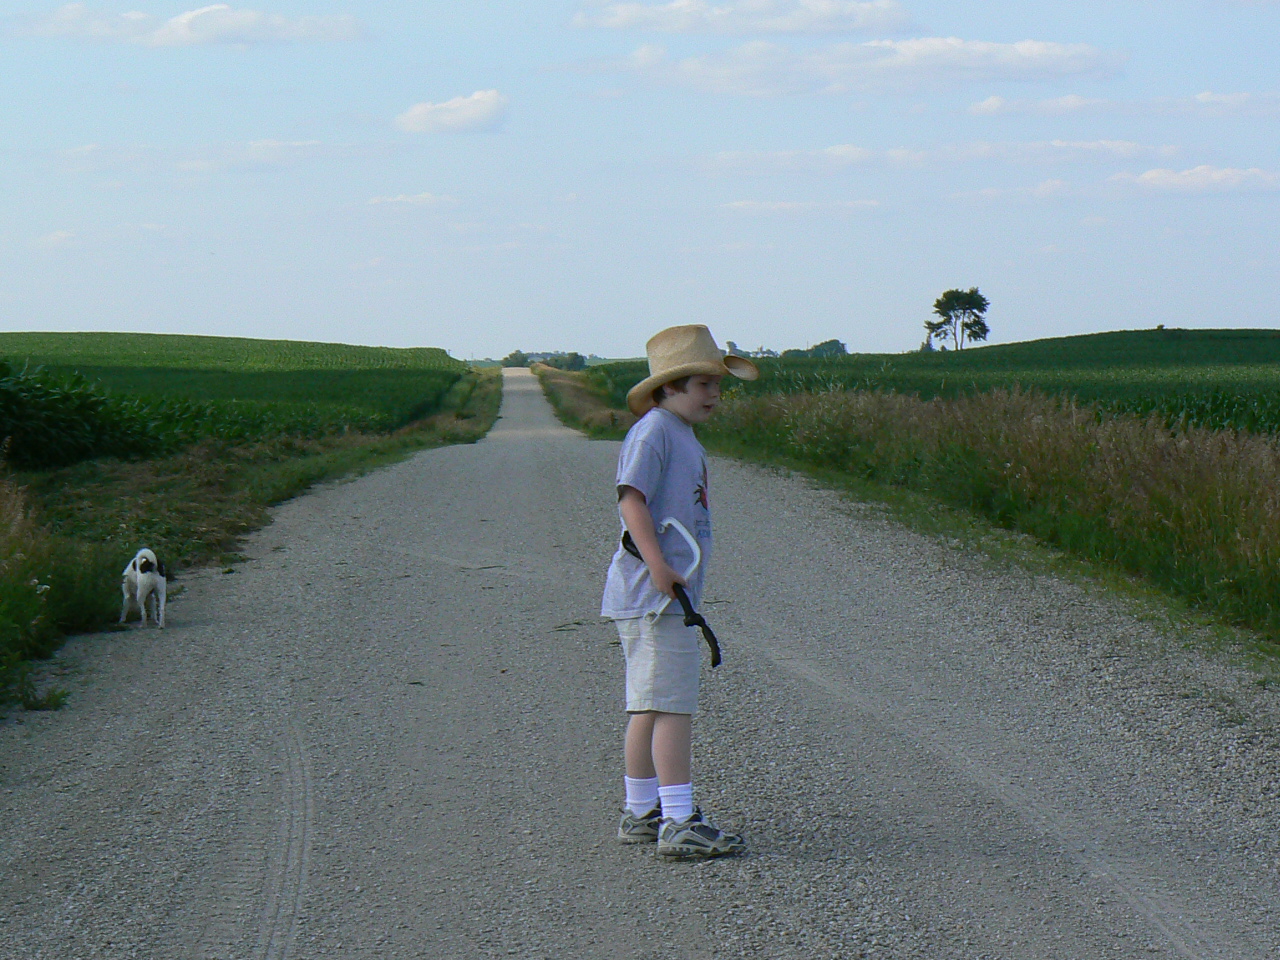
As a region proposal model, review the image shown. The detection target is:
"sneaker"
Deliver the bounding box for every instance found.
[656,807,746,859]
[617,805,663,844]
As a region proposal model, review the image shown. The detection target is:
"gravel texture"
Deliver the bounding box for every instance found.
[2,367,1279,959]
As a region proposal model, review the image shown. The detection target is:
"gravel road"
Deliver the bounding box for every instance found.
[3,367,1280,959]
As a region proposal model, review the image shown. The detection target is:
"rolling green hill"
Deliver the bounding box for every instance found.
[0,331,463,373]
[587,329,1280,434]
[0,332,471,468]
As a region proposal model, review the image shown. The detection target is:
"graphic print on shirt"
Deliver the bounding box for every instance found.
[694,461,709,511]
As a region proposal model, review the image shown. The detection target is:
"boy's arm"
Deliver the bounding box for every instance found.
[618,485,686,600]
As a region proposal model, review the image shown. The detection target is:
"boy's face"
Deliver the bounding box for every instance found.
[661,374,722,424]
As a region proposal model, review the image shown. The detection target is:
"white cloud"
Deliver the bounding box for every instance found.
[1112,165,1279,193]
[964,179,1072,202]
[368,192,460,206]
[34,229,76,248]
[394,91,509,133]
[1031,178,1069,198]
[704,139,1171,174]
[823,143,875,163]
[969,95,1005,114]
[1185,90,1280,115]
[177,139,327,171]
[969,93,1105,115]
[970,90,1280,117]
[950,139,1175,163]
[574,0,912,34]
[707,143,873,172]
[59,139,358,174]
[675,240,780,254]
[884,146,925,165]
[859,37,1112,81]
[620,36,1116,95]
[720,198,878,212]
[722,199,817,212]
[24,3,360,46]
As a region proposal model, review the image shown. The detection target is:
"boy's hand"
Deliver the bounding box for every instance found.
[648,560,687,601]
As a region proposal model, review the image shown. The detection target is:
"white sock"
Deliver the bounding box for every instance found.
[624,776,660,817]
[658,782,694,822]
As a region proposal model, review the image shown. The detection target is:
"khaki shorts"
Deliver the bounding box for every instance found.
[616,614,701,716]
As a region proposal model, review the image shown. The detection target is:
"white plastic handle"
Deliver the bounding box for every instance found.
[643,517,700,623]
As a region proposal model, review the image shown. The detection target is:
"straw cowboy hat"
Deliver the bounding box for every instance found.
[627,325,759,416]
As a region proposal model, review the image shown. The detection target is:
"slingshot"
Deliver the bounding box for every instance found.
[625,517,723,669]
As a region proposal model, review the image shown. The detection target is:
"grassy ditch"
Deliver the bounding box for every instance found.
[532,363,636,438]
[536,362,1280,651]
[1,351,500,710]
[0,476,102,709]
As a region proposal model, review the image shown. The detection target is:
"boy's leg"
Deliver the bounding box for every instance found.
[652,712,694,822]
[617,616,700,840]
[624,712,658,780]
[619,712,662,842]
[624,711,691,786]
[653,711,744,857]
[651,712,691,785]
[622,710,692,821]
[624,712,661,819]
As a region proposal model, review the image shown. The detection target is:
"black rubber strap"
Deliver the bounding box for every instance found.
[621,530,642,559]
[620,531,723,668]
[673,584,722,669]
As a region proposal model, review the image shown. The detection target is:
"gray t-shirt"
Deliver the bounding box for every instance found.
[601,407,711,619]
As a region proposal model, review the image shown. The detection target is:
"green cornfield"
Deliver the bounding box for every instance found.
[0,333,469,469]
[0,331,465,373]
[586,329,1280,435]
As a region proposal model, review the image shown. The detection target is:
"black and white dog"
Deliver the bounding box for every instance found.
[120,548,167,629]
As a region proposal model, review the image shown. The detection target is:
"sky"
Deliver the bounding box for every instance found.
[1,1,1277,360]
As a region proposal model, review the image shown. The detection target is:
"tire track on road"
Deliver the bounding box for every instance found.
[256,718,315,960]
[769,653,1224,959]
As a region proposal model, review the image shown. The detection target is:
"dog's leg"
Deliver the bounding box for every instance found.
[140,586,151,628]
[157,582,166,629]
[120,580,130,624]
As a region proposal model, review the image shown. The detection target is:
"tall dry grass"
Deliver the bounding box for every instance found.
[533,364,636,437]
[704,387,1280,640]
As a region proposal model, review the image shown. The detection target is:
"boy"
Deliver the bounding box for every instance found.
[600,325,758,858]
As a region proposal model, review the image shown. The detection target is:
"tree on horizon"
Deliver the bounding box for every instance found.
[926,288,990,351]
